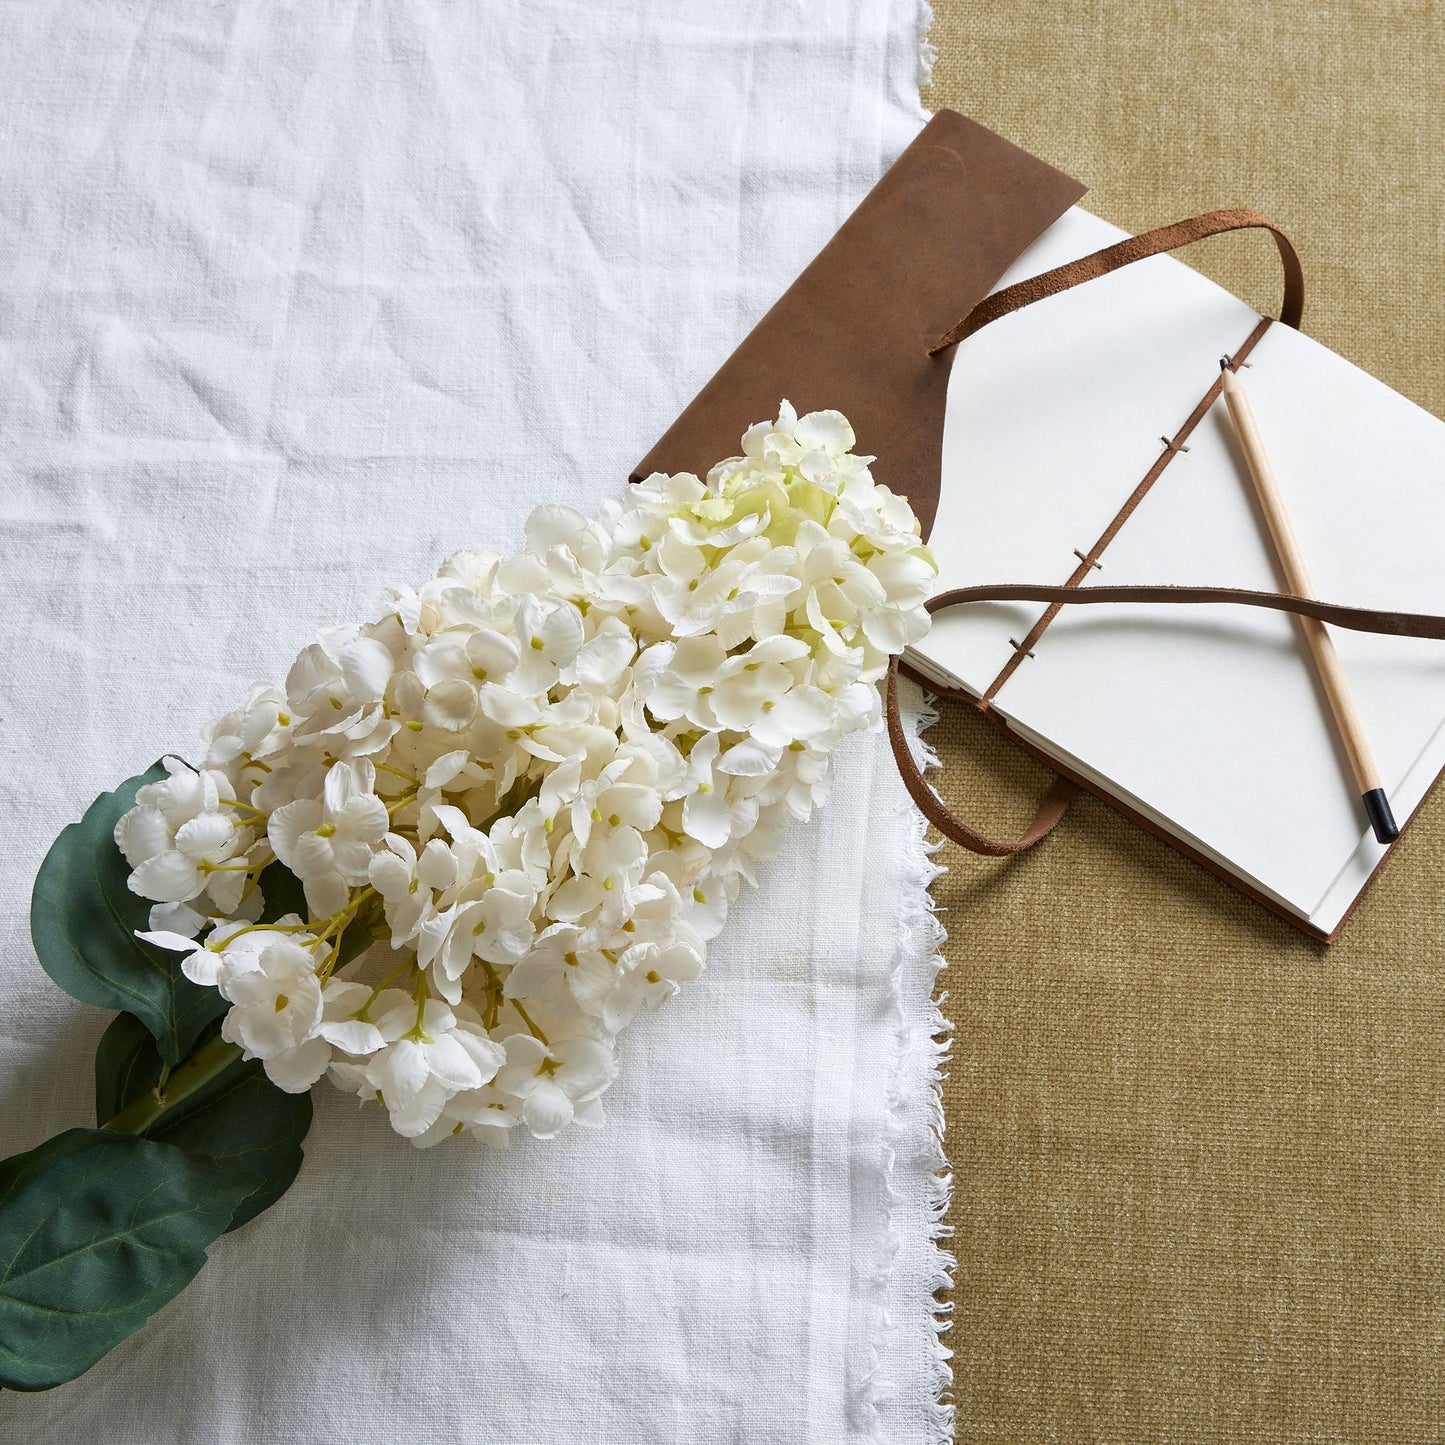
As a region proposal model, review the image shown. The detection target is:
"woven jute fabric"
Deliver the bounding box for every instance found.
[923,5,1445,1441]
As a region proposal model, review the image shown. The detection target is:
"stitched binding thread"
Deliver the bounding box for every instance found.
[978,315,1275,706]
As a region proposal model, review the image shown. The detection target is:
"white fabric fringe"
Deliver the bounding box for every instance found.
[868,688,955,1443]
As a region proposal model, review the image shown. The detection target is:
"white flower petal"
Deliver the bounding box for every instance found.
[682,788,732,849]
[114,805,173,867]
[340,637,396,703]
[368,848,413,899]
[302,871,350,920]
[572,1096,606,1130]
[412,640,468,689]
[576,631,636,688]
[522,1080,574,1139]
[129,852,205,904]
[453,1032,507,1084]
[540,603,584,661]
[424,750,471,790]
[264,1038,332,1093]
[867,550,936,607]
[290,831,338,880]
[416,839,458,892]
[718,737,783,777]
[424,1033,484,1093]
[388,1078,450,1138]
[370,1039,429,1110]
[794,408,854,456]
[423,680,479,731]
[147,900,210,938]
[179,945,227,988]
[173,811,236,861]
[136,928,204,954]
[268,799,323,870]
[557,1037,618,1100]
[860,607,913,654]
[338,794,390,843]
[318,1018,386,1056]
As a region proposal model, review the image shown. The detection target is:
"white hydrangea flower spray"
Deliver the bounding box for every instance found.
[117,403,937,1148]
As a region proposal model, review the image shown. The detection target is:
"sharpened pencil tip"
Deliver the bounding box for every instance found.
[1220,356,1230,372]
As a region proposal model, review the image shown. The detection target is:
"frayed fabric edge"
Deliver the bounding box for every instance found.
[856,681,955,1442]
[916,0,937,93]
[854,12,948,1434]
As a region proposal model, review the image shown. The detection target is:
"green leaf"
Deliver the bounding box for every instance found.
[150,1064,311,1233]
[255,860,306,924]
[336,915,377,970]
[0,1128,253,1391]
[93,1017,312,1233]
[93,1012,163,1127]
[30,763,227,1063]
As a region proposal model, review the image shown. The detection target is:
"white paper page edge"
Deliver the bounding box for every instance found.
[995,711,1305,917]
[994,682,1445,932]
[1310,713,1445,933]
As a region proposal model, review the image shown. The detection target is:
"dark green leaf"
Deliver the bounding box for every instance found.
[93,1012,163,1126]
[30,763,227,1063]
[93,1019,311,1233]
[255,860,306,924]
[336,915,376,970]
[150,1066,310,1232]
[0,1128,253,1391]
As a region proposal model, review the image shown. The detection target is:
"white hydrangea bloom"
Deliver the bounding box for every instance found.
[120,404,935,1147]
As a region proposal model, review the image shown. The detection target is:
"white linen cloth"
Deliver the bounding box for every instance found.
[0,3,949,1440]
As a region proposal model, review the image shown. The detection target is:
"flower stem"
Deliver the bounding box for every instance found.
[102,1034,242,1136]
[403,969,432,1041]
[510,998,550,1047]
[356,957,416,1016]
[479,962,502,1031]
[208,919,313,946]
[375,761,419,786]
[222,798,268,820]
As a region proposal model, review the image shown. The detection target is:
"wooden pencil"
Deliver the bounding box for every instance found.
[1219,359,1399,843]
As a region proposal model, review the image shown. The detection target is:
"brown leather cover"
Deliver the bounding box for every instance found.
[629,110,1086,539]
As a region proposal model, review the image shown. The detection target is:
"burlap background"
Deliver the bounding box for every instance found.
[922,5,1445,1441]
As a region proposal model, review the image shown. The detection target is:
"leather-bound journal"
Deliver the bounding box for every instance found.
[632,110,1445,941]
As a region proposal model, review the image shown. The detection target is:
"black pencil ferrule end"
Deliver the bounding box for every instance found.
[1363,787,1400,845]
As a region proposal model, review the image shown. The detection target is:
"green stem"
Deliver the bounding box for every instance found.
[359,957,418,1014]
[479,962,502,1031]
[510,998,550,1047]
[375,761,419,786]
[102,1035,242,1136]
